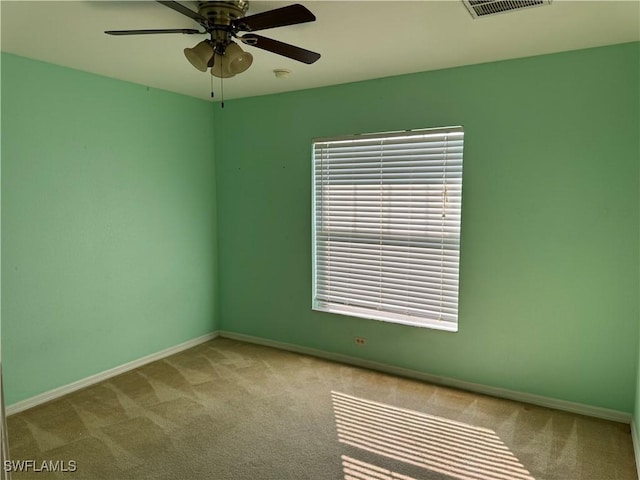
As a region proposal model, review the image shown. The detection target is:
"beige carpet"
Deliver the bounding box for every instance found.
[6,338,637,479]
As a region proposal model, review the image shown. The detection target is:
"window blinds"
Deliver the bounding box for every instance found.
[312,126,464,331]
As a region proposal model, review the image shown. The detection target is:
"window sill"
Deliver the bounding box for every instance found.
[313,303,458,332]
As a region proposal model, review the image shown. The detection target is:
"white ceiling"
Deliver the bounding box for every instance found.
[1,1,639,101]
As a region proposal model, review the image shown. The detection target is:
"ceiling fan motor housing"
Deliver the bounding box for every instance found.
[197,1,249,27]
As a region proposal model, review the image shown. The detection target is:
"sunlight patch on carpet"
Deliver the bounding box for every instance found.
[331,391,535,480]
[342,455,419,480]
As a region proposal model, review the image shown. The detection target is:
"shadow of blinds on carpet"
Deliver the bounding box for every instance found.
[331,391,535,480]
[342,455,420,480]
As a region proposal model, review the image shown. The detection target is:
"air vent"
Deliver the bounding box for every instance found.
[463,0,552,18]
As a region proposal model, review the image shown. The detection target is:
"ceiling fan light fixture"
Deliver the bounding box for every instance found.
[210,53,236,78]
[184,40,214,72]
[225,41,253,75]
[106,2,321,81]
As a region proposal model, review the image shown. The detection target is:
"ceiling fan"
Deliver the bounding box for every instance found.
[105,1,320,78]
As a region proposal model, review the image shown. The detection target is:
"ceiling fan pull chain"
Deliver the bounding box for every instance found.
[210,73,215,99]
[220,71,225,109]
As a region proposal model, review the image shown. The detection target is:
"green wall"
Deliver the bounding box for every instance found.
[215,42,640,413]
[1,54,218,405]
[2,42,638,415]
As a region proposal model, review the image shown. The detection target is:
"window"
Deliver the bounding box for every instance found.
[312,126,464,331]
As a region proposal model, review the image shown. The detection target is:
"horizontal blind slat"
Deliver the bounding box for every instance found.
[317,235,460,249]
[316,243,461,261]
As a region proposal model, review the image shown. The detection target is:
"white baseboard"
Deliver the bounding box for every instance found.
[6,331,220,416]
[632,420,640,479]
[219,330,632,424]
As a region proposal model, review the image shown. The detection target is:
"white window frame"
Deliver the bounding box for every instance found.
[312,126,464,332]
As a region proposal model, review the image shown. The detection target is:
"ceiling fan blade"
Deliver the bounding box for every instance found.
[156,1,207,25]
[234,4,316,32]
[240,34,320,64]
[105,29,202,35]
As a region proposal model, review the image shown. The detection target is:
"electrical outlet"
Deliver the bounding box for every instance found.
[355,337,366,346]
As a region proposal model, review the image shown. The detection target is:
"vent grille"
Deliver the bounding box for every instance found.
[463,0,551,18]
